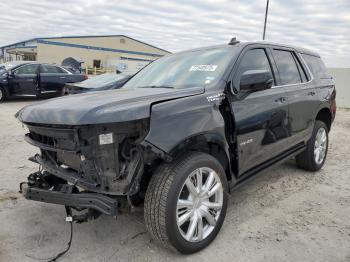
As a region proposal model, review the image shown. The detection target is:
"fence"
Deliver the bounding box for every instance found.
[82,66,115,75]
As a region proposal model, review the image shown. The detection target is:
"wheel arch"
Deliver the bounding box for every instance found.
[168,133,235,185]
[315,107,332,131]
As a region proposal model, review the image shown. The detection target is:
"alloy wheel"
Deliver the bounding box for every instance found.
[176,167,224,242]
[314,127,327,165]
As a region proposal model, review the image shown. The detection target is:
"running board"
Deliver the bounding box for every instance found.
[232,143,306,190]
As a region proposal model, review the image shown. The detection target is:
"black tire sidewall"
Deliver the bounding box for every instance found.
[165,152,228,254]
[0,87,5,102]
[309,120,329,170]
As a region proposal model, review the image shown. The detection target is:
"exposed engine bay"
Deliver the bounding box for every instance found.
[24,119,155,197]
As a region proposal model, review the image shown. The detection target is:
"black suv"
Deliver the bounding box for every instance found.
[16,40,336,254]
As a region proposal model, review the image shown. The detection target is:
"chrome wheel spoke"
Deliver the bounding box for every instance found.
[196,168,203,191]
[208,183,221,197]
[202,208,216,226]
[177,199,194,209]
[203,171,215,193]
[185,215,198,241]
[178,210,192,226]
[203,201,222,210]
[197,215,204,240]
[185,177,199,197]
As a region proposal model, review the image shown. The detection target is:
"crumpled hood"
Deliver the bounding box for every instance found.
[16,87,204,125]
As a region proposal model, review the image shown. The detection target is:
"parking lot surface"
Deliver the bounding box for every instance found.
[0,99,349,262]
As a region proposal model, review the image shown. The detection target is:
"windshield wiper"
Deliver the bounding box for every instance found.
[138,85,174,89]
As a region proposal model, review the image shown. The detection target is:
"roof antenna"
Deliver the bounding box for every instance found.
[228,37,240,45]
[263,0,269,40]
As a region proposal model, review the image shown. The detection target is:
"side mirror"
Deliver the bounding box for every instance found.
[239,70,273,92]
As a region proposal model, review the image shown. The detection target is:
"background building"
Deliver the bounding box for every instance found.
[0,35,170,74]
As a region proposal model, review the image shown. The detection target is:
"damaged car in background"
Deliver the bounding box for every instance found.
[16,39,335,254]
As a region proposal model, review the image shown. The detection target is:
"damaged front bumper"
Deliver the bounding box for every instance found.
[20,172,118,216]
[22,121,151,196]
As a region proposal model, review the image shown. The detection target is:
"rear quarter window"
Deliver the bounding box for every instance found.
[301,54,331,79]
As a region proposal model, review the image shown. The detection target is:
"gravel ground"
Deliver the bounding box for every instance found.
[0,99,349,262]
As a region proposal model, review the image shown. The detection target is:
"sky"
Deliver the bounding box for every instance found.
[0,0,349,67]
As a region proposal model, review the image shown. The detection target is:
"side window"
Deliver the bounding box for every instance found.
[272,50,302,85]
[14,64,39,75]
[234,48,274,89]
[301,54,331,79]
[41,65,65,74]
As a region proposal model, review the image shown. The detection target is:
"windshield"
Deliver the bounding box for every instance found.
[123,47,234,89]
[78,73,128,88]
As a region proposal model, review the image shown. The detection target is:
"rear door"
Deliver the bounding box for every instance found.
[8,64,39,96]
[230,46,290,175]
[39,64,70,95]
[270,48,319,145]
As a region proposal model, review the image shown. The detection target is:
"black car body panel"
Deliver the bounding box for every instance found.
[17,41,336,211]
[16,86,204,125]
[0,61,85,99]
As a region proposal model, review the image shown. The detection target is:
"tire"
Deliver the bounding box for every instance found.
[144,152,228,254]
[296,120,329,171]
[0,87,5,102]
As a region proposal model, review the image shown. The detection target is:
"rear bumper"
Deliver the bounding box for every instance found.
[21,183,118,216]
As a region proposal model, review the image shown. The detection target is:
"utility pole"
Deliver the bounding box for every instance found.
[263,0,269,40]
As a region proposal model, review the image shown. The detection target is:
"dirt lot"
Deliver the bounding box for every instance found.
[0,99,349,262]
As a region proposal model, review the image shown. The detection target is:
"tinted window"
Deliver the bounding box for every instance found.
[14,64,39,75]
[295,56,308,82]
[301,54,331,79]
[41,65,65,74]
[234,48,274,89]
[273,50,301,85]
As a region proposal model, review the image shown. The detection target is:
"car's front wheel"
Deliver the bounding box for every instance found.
[144,152,228,254]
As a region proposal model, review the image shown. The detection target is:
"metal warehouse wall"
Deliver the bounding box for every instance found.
[328,68,350,108]
[36,36,169,68]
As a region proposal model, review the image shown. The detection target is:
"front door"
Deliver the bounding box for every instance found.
[8,64,39,96]
[39,64,69,95]
[229,47,290,175]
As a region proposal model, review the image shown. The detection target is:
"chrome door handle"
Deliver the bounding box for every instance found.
[60,76,66,79]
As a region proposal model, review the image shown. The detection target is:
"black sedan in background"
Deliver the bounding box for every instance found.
[64,73,131,94]
[0,61,86,102]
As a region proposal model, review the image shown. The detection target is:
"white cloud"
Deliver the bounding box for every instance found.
[0,0,349,67]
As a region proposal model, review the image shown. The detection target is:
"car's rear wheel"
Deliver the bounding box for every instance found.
[296,120,329,171]
[144,152,228,254]
[0,87,6,102]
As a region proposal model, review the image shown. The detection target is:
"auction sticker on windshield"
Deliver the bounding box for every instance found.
[189,65,218,71]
